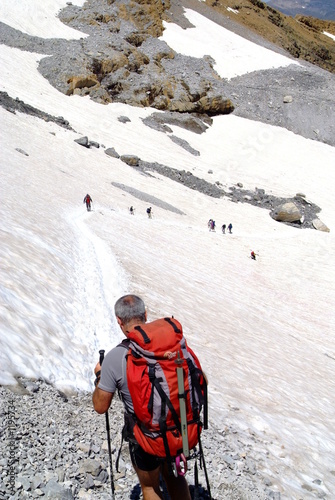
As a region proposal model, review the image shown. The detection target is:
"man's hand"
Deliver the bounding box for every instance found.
[92,361,114,413]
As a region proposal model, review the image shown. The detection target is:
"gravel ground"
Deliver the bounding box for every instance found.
[1,379,275,499]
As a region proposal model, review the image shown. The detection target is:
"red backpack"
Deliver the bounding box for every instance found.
[125,317,207,461]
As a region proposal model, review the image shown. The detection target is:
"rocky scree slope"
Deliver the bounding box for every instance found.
[54,0,234,116]
[0,379,285,499]
[1,0,335,146]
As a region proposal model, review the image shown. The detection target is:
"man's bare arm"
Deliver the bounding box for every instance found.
[92,361,114,414]
[92,386,114,414]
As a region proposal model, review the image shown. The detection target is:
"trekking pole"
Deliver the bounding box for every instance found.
[99,349,115,499]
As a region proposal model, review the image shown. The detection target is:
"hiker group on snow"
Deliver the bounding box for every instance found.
[82,196,259,265]
[208,219,233,234]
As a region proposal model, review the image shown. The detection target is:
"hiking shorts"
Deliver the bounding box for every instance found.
[129,442,161,471]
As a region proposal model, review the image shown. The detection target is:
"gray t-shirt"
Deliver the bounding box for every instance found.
[99,341,134,414]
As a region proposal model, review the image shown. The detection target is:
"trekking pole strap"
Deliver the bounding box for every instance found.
[197,430,212,500]
[158,409,174,476]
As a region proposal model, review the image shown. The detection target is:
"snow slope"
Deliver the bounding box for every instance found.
[1,0,335,497]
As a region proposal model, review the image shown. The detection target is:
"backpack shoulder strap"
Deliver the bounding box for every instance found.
[117,338,131,350]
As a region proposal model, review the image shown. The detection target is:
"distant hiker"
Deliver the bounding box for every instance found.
[146,206,152,218]
[221,224,226,234]
[228,223,233,234]
[251,251,257,260]
[83,193,92,211]
[93,294,208,500]
[208,219,215,231]
[129,206,135,215]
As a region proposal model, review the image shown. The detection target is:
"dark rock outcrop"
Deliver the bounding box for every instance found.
[0,91,73,130]
[39,0,235,116]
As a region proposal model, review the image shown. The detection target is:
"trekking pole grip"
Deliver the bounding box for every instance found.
[99,349,105,366]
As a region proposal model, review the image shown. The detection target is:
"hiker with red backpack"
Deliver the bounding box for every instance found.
[92,294,210,500]
[83,193,92,211]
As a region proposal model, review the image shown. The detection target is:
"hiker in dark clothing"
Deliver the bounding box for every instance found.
[208,219,215,231]
[92,295,191,500]
[146,207,152,218]
[83,194,92,211]
[129,206,135,215]
[221,224,226,234]
[228,223,233,233]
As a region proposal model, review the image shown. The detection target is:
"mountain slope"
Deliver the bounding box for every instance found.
[198,0,335,73]
[1,1,335,498]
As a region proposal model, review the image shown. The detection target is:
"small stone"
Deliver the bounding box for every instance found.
[312,218,330,232]
[97,469,109,483]
[105,147,120,158]
[31,475,44,490]
[43,479,74,499]
[83,474,95,490]
[77,443,90,453]
[17,476,31,491]
[33,489,44,497]
[78,459,102,476]
[74,136,89,148]
[118,116,131,123]
[15,148,29,156]
[24,382,39,393]
[222,454,234,467]
[78,490,92,499]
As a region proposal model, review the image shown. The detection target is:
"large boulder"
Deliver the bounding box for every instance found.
[120,155,140,166]
[196,96,234,115]
[271,202,302,222]
[66,75,100,96]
